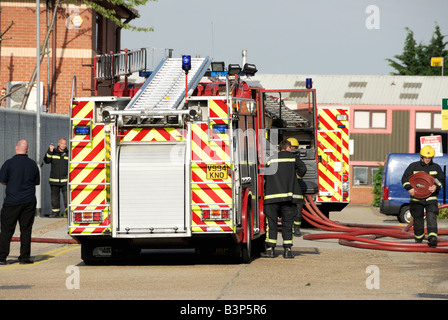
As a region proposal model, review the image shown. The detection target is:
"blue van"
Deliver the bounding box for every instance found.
[379,153,448,223]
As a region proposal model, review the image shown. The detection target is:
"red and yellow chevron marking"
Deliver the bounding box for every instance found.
[191,105,234,232]
[209,99,229,125]
[191,123,230,162]
[69,100,111,235]
[121,128,186,142]
[317,107,350,203]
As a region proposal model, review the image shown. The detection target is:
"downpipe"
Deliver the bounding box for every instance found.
[302,195,448,253]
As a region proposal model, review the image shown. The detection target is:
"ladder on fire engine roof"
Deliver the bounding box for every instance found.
[264,95,310,128]
[125,56,211,111]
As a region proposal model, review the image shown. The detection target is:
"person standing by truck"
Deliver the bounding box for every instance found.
[401,145,445,248]
[263,140,304,258]
[43,138,69,218]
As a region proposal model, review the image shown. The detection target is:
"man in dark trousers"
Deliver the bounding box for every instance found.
[0,140,40,265]
[263,140,305,259]
[44,138,68,218]
[402,145,445,248]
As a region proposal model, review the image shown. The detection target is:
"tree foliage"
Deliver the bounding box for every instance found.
[69,0,155,32]
[386,24,448,76]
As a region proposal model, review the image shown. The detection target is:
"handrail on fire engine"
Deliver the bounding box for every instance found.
[102,108,197,119]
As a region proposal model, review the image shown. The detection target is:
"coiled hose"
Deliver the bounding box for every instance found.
[302,195,448,253]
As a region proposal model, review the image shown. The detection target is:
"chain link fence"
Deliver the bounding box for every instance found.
[0,108,70,217]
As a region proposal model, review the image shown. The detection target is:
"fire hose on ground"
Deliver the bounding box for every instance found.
[9,196,448,252]
[302,195,448,253]
[12,236,79,245]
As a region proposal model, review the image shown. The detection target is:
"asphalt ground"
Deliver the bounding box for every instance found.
[10,204,448,250]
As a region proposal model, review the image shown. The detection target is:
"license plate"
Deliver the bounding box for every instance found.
[206,164,228,180]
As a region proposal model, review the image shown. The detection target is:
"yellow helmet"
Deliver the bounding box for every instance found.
[420,145,435,158]
[287,137,299,148]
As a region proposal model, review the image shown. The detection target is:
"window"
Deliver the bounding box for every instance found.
[353,167,368,185]
[354,110,386,129]
[353,166,380,186]
[416,112,442,130]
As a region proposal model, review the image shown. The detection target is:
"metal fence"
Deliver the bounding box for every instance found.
[0,108,70,217]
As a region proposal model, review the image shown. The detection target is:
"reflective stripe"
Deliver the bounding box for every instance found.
[47,154,68,160]
[266,158,296,166]
[294,221,301,226]
[265,238,277,244]
[49,178,68,183]
[264,193,303,200]
[411,196,438,202]
[415,233,425,239]
[403,182,411,187]
[428,232,438,238]
[283,240,293,245]
[429,171,438,175]
[52,208,60,213]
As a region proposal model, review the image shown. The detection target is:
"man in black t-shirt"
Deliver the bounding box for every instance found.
[0,140,40,265]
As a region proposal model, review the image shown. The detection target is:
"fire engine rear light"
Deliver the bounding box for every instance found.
[73,210,103,223]
[342,174,349,182]
[201,208,231,221]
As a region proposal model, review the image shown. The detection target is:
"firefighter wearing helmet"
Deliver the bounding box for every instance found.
[401,145,445,247]
[287,138,307,237]
[263,140,306,258]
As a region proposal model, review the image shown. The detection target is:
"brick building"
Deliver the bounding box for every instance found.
[0,0,138,114]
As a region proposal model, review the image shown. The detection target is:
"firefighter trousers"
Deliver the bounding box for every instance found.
[264,201,296,248]
[50,184,67,216]
[294,202,304,230]
[410,202,438,241]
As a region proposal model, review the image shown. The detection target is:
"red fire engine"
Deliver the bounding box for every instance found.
[68,49,349,264]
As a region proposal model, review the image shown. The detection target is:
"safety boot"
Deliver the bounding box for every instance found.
[428,236,438,248]
[262,246,275,258]
[283,247,294,259]
[293,225,302,237]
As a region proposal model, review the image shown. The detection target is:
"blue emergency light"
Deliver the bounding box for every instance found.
[74,126,90,135]
[182,55,191,73]
[306,78,313,89]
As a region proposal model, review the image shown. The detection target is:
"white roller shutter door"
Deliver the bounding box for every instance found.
[118,143,187,235]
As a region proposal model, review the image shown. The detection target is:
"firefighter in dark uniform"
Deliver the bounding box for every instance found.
[401,145,444,248]
[43,138,69,218]
[287,137,307,237]
[263,140,305,258]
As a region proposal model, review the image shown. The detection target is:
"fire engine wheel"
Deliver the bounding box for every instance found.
[240,192,253,264]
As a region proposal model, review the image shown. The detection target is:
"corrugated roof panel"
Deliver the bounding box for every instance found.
[251,74,448,106]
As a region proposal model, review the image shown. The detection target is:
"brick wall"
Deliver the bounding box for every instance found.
[1,2,96,114]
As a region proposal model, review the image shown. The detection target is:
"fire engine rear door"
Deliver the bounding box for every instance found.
[317,130,343,202]
[117,143,189,237]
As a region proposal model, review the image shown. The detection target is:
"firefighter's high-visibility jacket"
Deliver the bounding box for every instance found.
[43,147,69,186]
[264,150,306,204]
[401,159,445,204]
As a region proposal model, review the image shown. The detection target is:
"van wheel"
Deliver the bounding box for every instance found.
[398,205,411,224]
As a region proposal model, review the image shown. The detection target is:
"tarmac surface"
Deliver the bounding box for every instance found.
[2,204,448,301]
[10,204,448,250]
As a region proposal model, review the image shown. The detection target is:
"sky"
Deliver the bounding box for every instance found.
[122,0,448,75]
